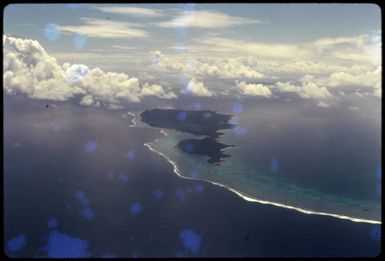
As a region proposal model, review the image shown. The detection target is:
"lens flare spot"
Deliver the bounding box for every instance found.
[177,111,187,122]
[6,234,27,252]
[84,141,97,153]
[72,34,87,50]
[44,23,61,41]
[232,103,243,114]
[179,229,201,254]
[130,202,143,215]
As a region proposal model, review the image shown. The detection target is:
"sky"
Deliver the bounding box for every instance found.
[3,3,382,109]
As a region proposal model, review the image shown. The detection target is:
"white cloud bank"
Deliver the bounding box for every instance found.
[184,79,213,97]
[3,36,177,107]
[236,81,272,97]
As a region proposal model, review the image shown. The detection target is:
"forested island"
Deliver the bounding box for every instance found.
[140,109,235,165]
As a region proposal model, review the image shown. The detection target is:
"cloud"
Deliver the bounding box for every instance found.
[80,95,94,106]
[298,75,332,99]
[185,79,213,97]
[151,51,264,79]
[191,37,310,60]
[236,81,272,97]
[111,45,136,50]
[157,10,262,28]
[275,81,302,93]
[3,37,84,100]
[60,18,149,38]
[275,75,332,99]
[139,83,177,99]
[325,65,381,89]
[94,6,164,17]
[317,101,330,107]
[3,36,178,107]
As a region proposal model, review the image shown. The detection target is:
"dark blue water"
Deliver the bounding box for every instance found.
[4,95,381,257]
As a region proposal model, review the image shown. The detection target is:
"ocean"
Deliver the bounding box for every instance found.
[4,95,381,257]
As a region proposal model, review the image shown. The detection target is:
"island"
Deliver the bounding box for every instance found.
[140,109,235,165]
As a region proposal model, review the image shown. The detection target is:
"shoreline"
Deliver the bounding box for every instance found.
[131,111,381,225]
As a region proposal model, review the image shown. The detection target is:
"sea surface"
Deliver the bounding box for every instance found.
[3,95,381,257]
[138,97,381,222]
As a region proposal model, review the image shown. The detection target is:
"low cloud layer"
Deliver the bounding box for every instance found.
[3,36,177,107]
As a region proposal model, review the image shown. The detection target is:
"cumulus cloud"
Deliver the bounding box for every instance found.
[325,65,381,89]
[236,81,272,97]
[3,36,84,100]
[139,83,177,99]
[151,51,264,79]
[80,95,95,106]
[3,36,177,107]
[299,75,332,99]
[185,79,212,97]
[275,75,332,99]
[317,101,330,108]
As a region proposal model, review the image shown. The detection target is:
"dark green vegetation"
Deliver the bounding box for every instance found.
[140,109,235,165]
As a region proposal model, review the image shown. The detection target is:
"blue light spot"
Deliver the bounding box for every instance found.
[179,77,189,86]
[50,122,61,133]
[185,143,194,152]
[175,188,185,202]
[65,64,90,85]
[118,174,129,183]
[102,253,116,258]
[376,165,381,179]
[107,170,115,179]
[232,103,243,114]
[181,3,196,12]
[152,189,164,199]
[234,127,247,137]
[72,34,87,50]
[68,3,81,9]
[74,190,90,207]
[129,235,136,242]
[376,183,381,197]
[131,251,139,258]
[84,141,97,153]
[175,27,188,38]
[43,230,91,258]
[177,111,187,122]
[229,118,239,126]
[179,229,201,254]
[48,218,58,229]
[194,101,201,110]
[270,157,279,172]
[173,42,187,52]
[190,170,199,178]
[187,59,197,71]
[44,23,61,41]
[125,149,135,160]
[130,202,143,215]
[81,208,94,220]
[370,226,381,241]
[7,234,27,252]
[194,185,204,193]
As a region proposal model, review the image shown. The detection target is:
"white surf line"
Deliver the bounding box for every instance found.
[144,140,381,225]
[127,112,137,127]
[131,110,381,225]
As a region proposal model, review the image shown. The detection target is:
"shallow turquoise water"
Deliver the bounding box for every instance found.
[148,127,380,222]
